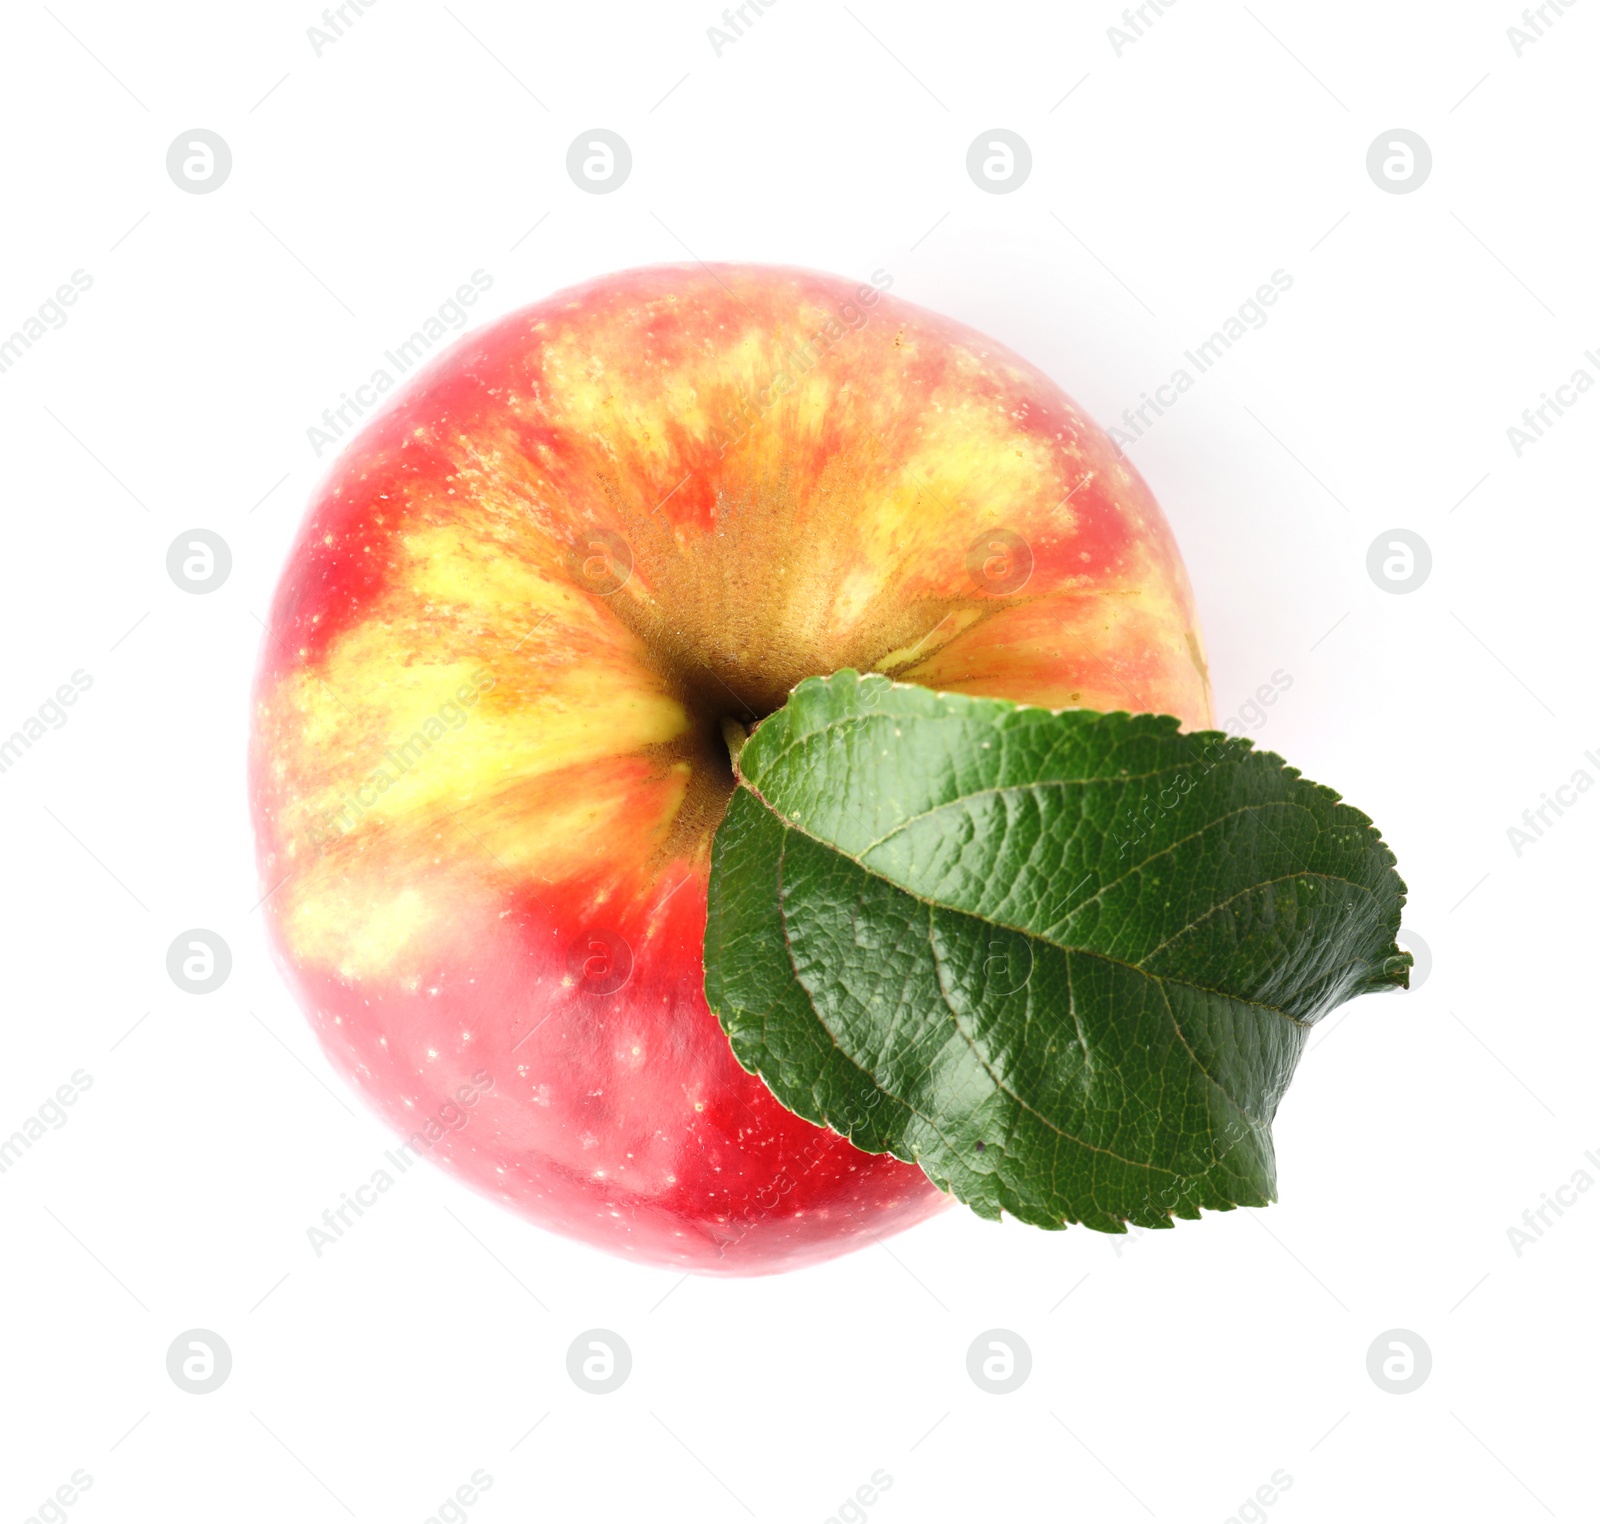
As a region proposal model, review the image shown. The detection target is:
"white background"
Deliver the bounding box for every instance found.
[1,2,1595,1520]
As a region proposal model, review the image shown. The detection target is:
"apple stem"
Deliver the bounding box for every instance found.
[721,716,749,772]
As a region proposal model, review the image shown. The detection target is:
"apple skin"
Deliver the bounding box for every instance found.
[250,263,1212,1275]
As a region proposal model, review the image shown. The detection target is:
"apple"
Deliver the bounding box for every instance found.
[250,263,1212,1274]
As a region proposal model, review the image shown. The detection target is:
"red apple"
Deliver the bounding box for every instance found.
[250,263,1212,1274]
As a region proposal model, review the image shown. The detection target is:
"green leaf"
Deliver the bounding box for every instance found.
[704,671,1409,1233]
